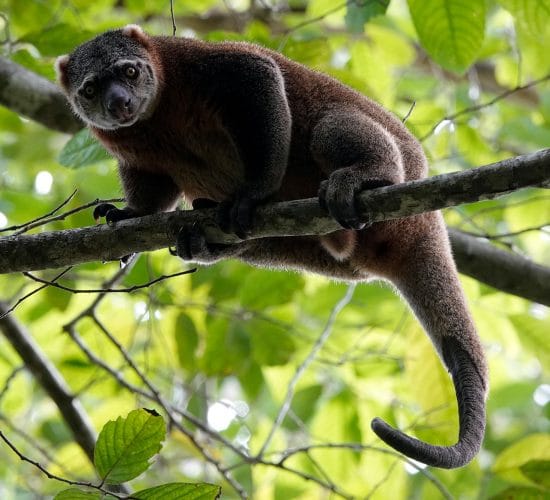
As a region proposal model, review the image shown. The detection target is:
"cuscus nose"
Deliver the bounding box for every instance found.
[105,83,133,120]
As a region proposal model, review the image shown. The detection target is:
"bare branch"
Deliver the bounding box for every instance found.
[257,283,356,457]
[0,56,82,134]
[0,301,97,463]
[0,149,549,305]
[449,229,550,306]
[0,430,123,498]
[22,268,196,294]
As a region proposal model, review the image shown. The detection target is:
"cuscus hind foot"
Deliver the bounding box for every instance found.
[318,170,393,230]
[175,223,240,264]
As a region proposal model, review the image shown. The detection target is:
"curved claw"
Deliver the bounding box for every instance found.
[217,194,256,239]
[93,203,117,222]
[93,204,137,225]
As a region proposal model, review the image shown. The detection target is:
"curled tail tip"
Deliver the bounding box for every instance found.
[370,417,479,469]
[371,417,392,437]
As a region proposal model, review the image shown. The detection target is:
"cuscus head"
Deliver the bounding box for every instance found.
[55,25,160,130]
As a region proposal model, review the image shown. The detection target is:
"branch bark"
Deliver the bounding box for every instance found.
[0,149,549,304]
[0,302,97,463]
[448,229,550,306]
[0,56,82,133]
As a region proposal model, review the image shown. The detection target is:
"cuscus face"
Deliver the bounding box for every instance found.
[56,25,159,130]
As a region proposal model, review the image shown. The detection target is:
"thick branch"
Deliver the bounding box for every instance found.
[0,302,97,463]
[0,56,82,133]
[0,149,549,304]
[448,229,550,306]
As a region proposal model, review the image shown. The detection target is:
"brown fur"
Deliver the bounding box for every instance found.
[57,26,488,469]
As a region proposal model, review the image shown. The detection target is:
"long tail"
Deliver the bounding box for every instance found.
[371,335,486,468]
[372,217,488,468]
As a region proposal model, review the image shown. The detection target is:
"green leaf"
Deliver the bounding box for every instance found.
[239,269,304,310]
[246,319,296,366]
[133,482,221,499]
[58,129,111,169]
[345,0,390,34]
[498,0,550,38]
[283,385,323,430]
[54,489,101,499]
[493,434,550,483]
[20,24,94,56]
[520,460,550,489]
[174,313,200,372]
[407,0,485,73]
[94,409,166,484]
[200,317,250,376]
[490,487,549,500]
[44,285,72,312]
[509,315,550,370]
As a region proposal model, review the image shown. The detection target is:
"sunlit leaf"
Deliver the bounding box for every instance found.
[54,489,101,500]
[407,0,485,73]
[239,270,304,310]
[345,0,390,33]
[493,434,550,484]
[59,129,111,169]
[520,459,550,488]
[133,482,221,499]
[94,409,166,484]
[21,24,93,56]
[174,313,200,372]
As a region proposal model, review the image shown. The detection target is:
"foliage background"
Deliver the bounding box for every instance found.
[0,0,549,498]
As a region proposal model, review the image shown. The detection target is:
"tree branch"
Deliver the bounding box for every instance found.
[0,149,549,304]
[0,56,82,133]
[449,229,550,306]
[0,301,97,463]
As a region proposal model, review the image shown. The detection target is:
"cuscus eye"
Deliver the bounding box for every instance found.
[125,65,138,78]
[83,83,96,98]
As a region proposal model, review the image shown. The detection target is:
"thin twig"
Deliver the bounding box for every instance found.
[420,73,550,141]
[0,430,122,499]
[23,268,196,294]
[0,267,72,319]
[257,283,356,458]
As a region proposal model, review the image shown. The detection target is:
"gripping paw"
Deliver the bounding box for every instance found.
[176,224,234,264]
[93,203,138,225]
[319,169,393,230]
[217,193,257,239]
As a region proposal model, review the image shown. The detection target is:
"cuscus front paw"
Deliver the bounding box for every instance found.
[175,224,233,264]
[318,169,393,230]
[93,203,139,225]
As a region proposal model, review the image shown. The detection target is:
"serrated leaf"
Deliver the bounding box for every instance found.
[407,0,485,73]
[520,459,550,488]
[345,0,390,34]
[94,409,166,484]
[54,489,101,500]
[133,482,221,499]
[59,129,111,169]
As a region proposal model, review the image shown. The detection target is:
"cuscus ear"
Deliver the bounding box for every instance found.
[55,55,70,88]
[122,24,149,47]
